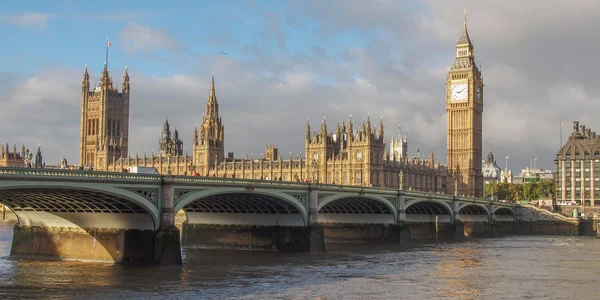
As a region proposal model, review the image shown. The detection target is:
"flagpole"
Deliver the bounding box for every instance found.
[560,120,563,149]
[105,37,109,68]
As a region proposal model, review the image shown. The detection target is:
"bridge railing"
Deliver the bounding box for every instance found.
[0,167,162,182]
[173,176,310,188]
[0,167,515,206]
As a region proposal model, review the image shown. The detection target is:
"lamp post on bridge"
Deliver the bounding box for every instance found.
[23,150,33,168]
[188,160,196,176]
[311,159,318,183]
[166,141,175,175]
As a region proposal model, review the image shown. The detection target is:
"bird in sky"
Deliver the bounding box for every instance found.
[221,51,228,55]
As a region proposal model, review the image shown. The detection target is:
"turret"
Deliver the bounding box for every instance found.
[35,146,43,168]
[305,119,311,142]
[82,65,90,92]
[378,117,384,140]
[348,115,354,143]
[99,62,112,88]
[122,66,130,93]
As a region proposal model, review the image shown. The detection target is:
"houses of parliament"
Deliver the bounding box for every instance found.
[75,12,483,197]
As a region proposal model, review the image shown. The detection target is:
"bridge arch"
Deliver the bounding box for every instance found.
[174,188,308,226]
[318,194,396,224]
[404,199,454,223]
[492,207,516,222]
[0,183,159,230]
[458,204,491,223]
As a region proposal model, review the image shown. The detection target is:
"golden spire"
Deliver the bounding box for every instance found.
[457,8,472,46]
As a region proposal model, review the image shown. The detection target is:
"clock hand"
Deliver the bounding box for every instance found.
[459,88,466,93]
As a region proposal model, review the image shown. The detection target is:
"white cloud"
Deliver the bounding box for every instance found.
[118,22,181,55]
[4,0,600,173]
[0,12,55,29]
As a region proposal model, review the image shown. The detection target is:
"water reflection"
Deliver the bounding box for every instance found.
[433,242,490,299]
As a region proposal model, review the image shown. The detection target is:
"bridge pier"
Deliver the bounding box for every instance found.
[320,223,410,244]
[11,224,159,264]
[155,177,182,265]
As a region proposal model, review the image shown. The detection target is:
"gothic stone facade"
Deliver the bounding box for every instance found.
[0,143,43,168]
[79,63,130,169]
[82,71,447,191]
[80,13,488,193]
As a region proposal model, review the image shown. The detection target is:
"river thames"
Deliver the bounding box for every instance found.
[1,222,600,299]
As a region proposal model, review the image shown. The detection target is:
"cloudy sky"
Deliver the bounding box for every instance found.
[1,0,598,173]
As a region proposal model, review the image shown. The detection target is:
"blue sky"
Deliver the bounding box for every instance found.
[2,0,600,172]
[1,1,390,78]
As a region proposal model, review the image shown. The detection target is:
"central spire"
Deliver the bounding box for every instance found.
[209,71,216,101]
[457,8,472,46]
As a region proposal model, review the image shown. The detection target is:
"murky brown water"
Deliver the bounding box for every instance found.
[1,222,600,299]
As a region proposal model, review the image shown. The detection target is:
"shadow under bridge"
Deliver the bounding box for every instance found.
[0,187,158,230]
[404,200,453,223]
[175,191,307,226]
[318,196,396,224]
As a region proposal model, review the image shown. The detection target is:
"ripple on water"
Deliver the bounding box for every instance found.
[1,225,600,299]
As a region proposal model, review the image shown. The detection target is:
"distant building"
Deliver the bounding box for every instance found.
[512,168,554,184]
[482,149,502,183]
[0,143,43,168]
[555,121,600,205]
[389,133,407,162]
[500,169,513,184]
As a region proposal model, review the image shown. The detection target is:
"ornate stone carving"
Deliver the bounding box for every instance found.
[124,188,158,206]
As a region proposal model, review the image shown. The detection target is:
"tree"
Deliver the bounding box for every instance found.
[495,182,511,200]
[536,179,555,200]
[523,181,538,201]
[509,183,524,202]
[484,182,497,200]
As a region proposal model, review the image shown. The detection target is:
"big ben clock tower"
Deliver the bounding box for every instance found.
[446,10,483,198]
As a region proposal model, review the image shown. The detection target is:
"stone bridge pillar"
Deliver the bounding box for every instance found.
[451,197,465,240]
[155,176,182,265]
[394,193,410,243]
[307,186,325,252]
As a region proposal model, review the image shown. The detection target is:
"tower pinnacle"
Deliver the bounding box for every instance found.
[457,8,472,46]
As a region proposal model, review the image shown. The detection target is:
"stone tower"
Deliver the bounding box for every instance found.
[265,144,279,160]
[193,72,225,175]
[446,10,484,198]
[305,116,386,185]
[159,119,183,157]
[79,63,130,168]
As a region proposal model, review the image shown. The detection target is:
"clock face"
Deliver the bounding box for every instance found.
[313,152,319,160]
[475,86,482,101]
[356,151,363,161]
[451,83,468,102]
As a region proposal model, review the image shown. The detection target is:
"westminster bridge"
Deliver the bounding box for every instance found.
[0,167,520,265]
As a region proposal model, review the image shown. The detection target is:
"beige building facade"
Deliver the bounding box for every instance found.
[0,143,42,168]
[555,121,600,206]
[79,63,130,169]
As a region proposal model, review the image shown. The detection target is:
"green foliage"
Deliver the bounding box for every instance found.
[484,179,555,202]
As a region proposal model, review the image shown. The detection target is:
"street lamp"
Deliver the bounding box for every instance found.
[311,159,318,183]
[166,141,175,175]
[188,160,195,176]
